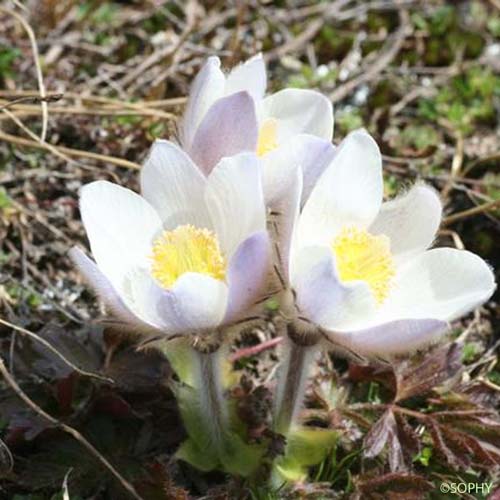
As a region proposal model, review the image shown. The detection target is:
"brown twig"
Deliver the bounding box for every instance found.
[229,337,283,363]
[442,200,500,226]
[0,357,143,500]
[330,6,411,103]
[441,133,464,201]
[0,5,48,141]
[0,129,140,170]
[0,94,63,111]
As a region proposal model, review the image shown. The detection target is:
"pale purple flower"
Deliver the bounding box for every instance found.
[279,129,495,356]
[173,54,336,205]
[70,146,270,337]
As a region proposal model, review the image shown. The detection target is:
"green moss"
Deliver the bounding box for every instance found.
[418,66,500,134]
[336,108,364,135]
[0,45,20,77]
[398,124,440,151]
[462,343,479,363]
[0,187,11,211]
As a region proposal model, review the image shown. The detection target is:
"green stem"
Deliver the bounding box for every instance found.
[191,346,227,450]
[273,330,319,435]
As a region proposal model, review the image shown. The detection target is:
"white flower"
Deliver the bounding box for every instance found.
[178,54,336,205]
[281,129,496,356]
[70,145,270,336]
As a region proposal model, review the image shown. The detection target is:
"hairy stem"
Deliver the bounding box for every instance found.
[191,347,228,449]
[273,330,319,435]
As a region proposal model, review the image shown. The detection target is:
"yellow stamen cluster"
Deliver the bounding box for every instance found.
[332,226,395,304]
[150,224,226,289]
[256,118,279,156]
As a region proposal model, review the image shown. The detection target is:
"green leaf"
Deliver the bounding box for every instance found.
[286,427,339,466]
[273,427,340,484]
[219,433,265,476]
[173,381,265,476]
[176,438,218,472]
[158,338,196,386]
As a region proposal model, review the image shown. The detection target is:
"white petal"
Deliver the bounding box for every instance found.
[370,184,442,263]
[297,129,383,248]
[79,181,162,291]
[205,152,266,257]
[158,273,228,332]
[260,88,333,141]
[140,140,211,230]
[225,53,266,101]
[378,248,496,322]
[291,246,376,330]
[69,247,164,335]
[325,319,449,356]
[180,56,225,149]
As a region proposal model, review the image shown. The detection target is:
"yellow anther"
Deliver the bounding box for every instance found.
[151,225,226,288]
[332,226,395,304]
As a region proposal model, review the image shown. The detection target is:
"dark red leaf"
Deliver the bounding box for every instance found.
[358,472,432,494]
[395,343,463,402]
[364,409,406,472]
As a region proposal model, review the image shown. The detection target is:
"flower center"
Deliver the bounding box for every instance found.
[331,226,395,304]
[256,118,278,156]
[150,224,226,288]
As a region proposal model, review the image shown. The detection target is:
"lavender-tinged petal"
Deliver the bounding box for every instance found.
[224,231,271,323]
[262,135,335,207]
[324,319,449,356]
[269,163,303,283]
[189,91,258,175]
[291,246,376,329]
[157,273,228,332]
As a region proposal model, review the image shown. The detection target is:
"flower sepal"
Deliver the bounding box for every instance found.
[156,334,265,477]
[272,426,340,485]
[173,382,265,476]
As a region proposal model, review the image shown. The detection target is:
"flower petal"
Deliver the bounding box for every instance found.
[262,134,335,207]
[224,231,271,323]
[378,248,496,322]
[79,181,162,290]
[370,184,442,263]
[158,273,228,332]
[205,152,266,257]
[325,319,448,356]
[225,53,266,101]
[180,56,225,150]
[297,129,383,248]
[189,91,258,175]
[291,246,377,330]
[270,163,303,283]
[140,140,211,230]
[69,247,163,335]
[260,88,333,142]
